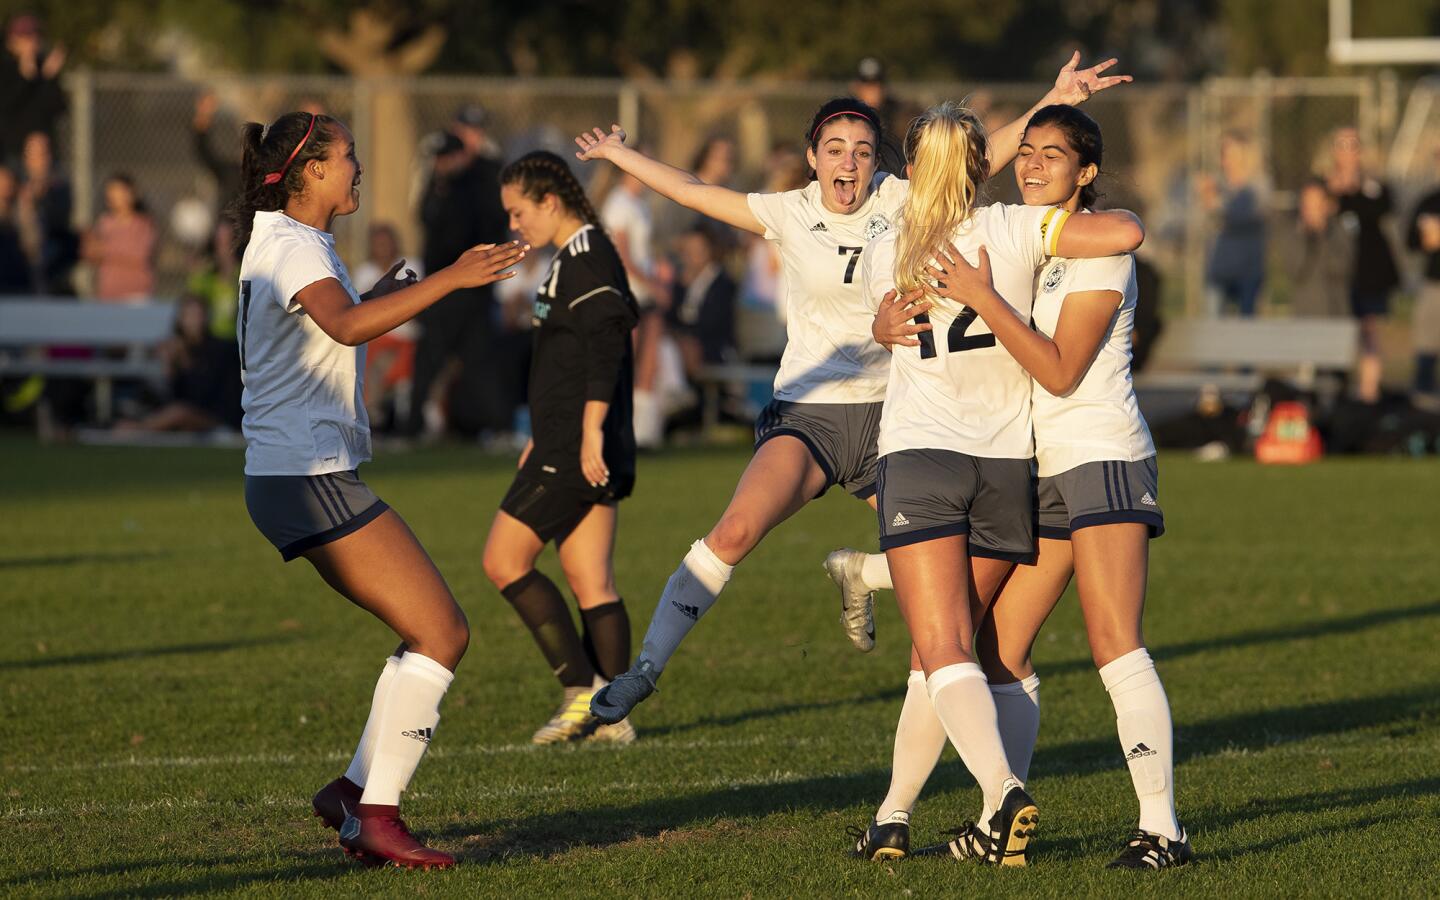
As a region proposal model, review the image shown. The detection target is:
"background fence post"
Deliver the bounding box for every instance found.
[69,68,95,235]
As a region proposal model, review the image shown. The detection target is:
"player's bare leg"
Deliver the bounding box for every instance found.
[304,510,466,868]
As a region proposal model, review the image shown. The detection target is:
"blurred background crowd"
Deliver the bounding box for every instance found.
[5,2,1440,458]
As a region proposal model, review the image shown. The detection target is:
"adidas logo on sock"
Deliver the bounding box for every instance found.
[891,512,910,527]
[1140,492,1157,507]
[810,221,828,232]
[401,727,434,743]
[1125,742,1157,760]
[670,600,700,620]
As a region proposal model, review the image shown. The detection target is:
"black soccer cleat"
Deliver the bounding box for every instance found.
[911,821,989,862]
[985,780,1039,866]
[1107,827,1194,870]
[847,817,910,860]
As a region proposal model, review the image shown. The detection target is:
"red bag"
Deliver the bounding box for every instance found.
[1255,400,1323,464]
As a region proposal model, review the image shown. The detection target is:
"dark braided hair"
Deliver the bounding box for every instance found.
[499,150,601,227]
[1024,104,1104,210]
[227,111,342,254]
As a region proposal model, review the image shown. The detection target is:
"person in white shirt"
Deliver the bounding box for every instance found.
[910,105,1191,870]
[232,110,525,869]
[851,101,1144,867]
[570,56,1132,728]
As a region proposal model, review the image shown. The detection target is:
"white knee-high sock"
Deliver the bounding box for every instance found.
[343,655,401,787]
[875,670,948,824]
[637,539,733,673]
[927,663,1017,815]
[979,673,1041,823]
[360,651,454,807]
[860,553,892,591]
[1100,648,1180,840]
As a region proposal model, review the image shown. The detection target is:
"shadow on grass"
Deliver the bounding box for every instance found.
[0,635,301,671]
[0,849,360,897]
[0,549,172,570]
[1040,599,1440,678]
[640,685,906,739]
[440,686,1439,864]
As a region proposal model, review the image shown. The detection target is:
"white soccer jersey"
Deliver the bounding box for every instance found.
[237,210,370,476]
[1030,252,1155,477]
[747,173,909,404]
[867,203,1065,460]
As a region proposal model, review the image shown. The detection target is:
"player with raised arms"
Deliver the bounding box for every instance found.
[481,151,642,745]
[232,110,525,868]
[884,105,1190,869]
[571,55,1131,726]
[848,101,1144,866]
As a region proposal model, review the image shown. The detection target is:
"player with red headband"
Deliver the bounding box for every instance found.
[572,54,1130,725]
[230,111,525,868]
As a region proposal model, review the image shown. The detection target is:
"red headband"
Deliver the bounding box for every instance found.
[811,110,875,143]
[263,114,318,186]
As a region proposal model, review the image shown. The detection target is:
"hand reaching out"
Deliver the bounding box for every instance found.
[574,125,628,162]
[448,241,528,289]
[1049,51,1132,106]
[365,258,419,301]
[924,242,996,309]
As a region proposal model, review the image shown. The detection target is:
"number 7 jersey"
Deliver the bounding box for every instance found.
[747,173,909,404]
[863,203,1062,460]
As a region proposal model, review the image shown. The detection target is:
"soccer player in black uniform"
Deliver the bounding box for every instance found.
[482,151,642,744]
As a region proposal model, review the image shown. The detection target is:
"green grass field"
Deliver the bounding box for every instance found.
[4,438,1439,898]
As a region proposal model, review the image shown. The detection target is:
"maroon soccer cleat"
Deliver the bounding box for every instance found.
[312,776,363,831]
[338,803,456,869]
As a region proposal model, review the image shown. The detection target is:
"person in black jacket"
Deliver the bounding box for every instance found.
[481,151,641,746]
[0,15,65,165]
[114,294,241,433]
[408,108,510,437]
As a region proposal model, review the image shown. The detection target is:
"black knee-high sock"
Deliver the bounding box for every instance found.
[501,571,594,688]
[580,599,632,681]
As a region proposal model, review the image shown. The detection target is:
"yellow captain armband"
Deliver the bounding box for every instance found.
[1039,207,1071,257]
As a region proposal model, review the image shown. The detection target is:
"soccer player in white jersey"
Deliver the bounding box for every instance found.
[849,102,1144,867]
[570,56,1132,725]
[911,105,1191,869]
[232,111,525,868]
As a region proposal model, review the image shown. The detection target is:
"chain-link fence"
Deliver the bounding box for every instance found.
[55,71,1418,320]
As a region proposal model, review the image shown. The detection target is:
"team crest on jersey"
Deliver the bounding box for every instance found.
[1042,261,1067,293]
[864,214,892,240]
[532,300,551,326]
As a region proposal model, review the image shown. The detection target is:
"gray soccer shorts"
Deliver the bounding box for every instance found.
[754,399,883,500]
[875,449,1035,562]
[245,470,389,561]
[1036,457,1165,540]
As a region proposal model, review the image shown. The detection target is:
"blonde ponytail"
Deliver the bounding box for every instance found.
[894,102,989,308]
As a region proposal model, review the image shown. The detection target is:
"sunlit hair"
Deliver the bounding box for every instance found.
[894,102,989,305]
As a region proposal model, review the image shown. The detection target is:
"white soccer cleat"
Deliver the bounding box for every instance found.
[532,687,599,744]
[824,549,876,652]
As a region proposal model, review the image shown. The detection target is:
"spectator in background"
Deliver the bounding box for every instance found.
[191,92,241,218]
[1287,178,1352,319]
[670,224,737,371]
[16,131,75,295]
[1326,126,1400,403]
[185,221,239,338]
[682,135,741,259]
[600,163,673,449]
[410,107,509,438]
[741,142,808,326]
[0,164,32,292]
[848,57,909,175]
[0,14,66,164]
[114,294,241,433]
[1407,171,1440,411]
[353,222,423,431]
[1200,130,1267,317]
[82,174,157,302]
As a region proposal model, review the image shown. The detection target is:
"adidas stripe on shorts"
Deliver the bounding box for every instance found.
[245,470,388,561]
[1036,456,1164,540]
[875,449,1034,562]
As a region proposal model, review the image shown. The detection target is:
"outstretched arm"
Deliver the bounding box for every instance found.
[575,126,765,235]
[928,244,1117,395]
[985,52,1132,179]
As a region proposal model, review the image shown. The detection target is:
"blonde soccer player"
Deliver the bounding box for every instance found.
[233,110,524,868]
[848,102,1144,866]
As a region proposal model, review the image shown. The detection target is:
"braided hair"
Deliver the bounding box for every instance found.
[499,150,602,228]
[227,111,341,254]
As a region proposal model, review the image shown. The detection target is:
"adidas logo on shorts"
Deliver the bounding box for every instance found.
[890,512,910,527]
[402,727,434,743]
[1141,492,1157,507]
